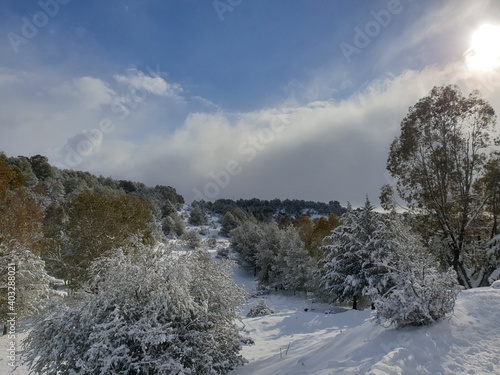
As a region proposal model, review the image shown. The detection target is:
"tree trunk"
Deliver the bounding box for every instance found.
[352,297,357,310]
[2,323,7,336]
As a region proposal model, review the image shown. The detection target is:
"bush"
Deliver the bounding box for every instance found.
[189,206,208,226]
[364,218,461,328]
[216,246,230,259]
[247,300,274,317]
[23,246,247,375]
[206,237,217,249]
[181,230,202,249]
[372,266,460,328]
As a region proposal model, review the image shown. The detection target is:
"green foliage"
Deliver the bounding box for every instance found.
[189,204,208,226]
[62,191,155,283]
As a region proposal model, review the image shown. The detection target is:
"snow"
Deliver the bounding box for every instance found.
[230,277,500,375]
[3,269,500,375]
[491,280,500,289]
[2,214,500,374]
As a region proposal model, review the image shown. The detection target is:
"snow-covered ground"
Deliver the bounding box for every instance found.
[2,225,500,374]
[2,276,500,375]
[231,265,500,375]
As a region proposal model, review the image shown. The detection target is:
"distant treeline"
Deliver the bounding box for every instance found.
[200,198,346,221]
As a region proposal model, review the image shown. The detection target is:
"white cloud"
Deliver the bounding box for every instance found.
[2,51,500,207]
[114,68,182,97]
[50,77,117,110]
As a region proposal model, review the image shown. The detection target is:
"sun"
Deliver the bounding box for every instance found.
[466,24,500,71]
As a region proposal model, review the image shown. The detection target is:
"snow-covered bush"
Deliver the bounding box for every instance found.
[23,245,247,375]
[1,242,64,323]
[372,266,460,328]
[181,229,202,249]
[206,237,218,249]
[366,219,461,328]
[247,300,274,317]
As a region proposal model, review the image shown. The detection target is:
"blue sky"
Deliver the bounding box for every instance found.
[1,0,500,205]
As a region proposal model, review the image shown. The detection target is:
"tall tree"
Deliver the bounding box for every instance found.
[62,191,155,284]
[280,226,315,294]
[321,198,379,309]
[384,85,497,288]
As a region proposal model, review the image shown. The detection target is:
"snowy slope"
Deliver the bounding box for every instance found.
[231,280,500,375]
[2,235,500,374]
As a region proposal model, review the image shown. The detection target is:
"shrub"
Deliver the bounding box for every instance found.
[181,230,202,249]
[247,300,274,317]
[372,266,460,328]
[23,246,247,375]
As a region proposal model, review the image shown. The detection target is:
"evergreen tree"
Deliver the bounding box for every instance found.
[220,211,241,237]
[280,226,315,293]
[189,205,208,226]
[365,218,461,328]
[230,220,264,276]
[256,222,283,288]
[321,198,379,309]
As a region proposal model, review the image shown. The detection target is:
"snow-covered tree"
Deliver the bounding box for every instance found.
[320,199,380,309]
[256,222,283,288]
[365,218,461,328]
[280,226,315,293]
[230,220,264,275]
[181,229,202,249]
[220,211,242,237]
[23,244,247,375]
[189,204,208,226]
[162,211,185,237]
[385,85,497,288]
[1,242,64,334]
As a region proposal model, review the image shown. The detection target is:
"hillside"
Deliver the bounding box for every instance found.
[230,276,500,375]
[2,267,500,375]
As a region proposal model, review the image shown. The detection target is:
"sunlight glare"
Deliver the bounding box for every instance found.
[466,24,500,71]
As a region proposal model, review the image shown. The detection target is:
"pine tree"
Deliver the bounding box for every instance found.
[230,220,264,276]
[320,198,380,309]
[280,226,315,294]
[189,205,208,226]
[256,222,283,288]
